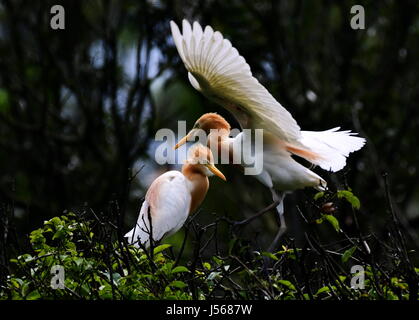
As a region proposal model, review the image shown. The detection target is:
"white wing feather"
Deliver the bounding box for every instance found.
[125,171,191,248]
[300,128,366,172]
[170,20,302,143]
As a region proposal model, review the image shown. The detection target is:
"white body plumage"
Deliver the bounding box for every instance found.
[229,132,326,191]
[125,171,191,248]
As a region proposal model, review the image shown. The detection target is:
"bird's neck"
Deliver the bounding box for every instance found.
[207,132,234,164]
[208,129,230,140]
[208,130,230,155]
[182,164,209,214]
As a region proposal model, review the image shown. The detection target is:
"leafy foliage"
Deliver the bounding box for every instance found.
[1,189,418,300]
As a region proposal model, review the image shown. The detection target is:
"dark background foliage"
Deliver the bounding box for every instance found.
[0,0,418,283]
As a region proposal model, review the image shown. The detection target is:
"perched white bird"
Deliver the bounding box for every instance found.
[171,20,366,240]
[125,144,226,248]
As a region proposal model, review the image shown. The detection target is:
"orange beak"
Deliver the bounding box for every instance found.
[205,164,227,181]
[174,130,196,150]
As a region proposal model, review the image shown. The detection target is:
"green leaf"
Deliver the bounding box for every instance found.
[168,280,187,289]
[98,284,113,299]
[203,262,211,270]
[315,286,330,295]
[74,257,84,267]
[153,244,172,255]
[314,192,325,201]
[261,252,279,261]
[323,214,340,232]
[171,266,189,274]
[80,284,91,296]
[342,246,357,263]
[337,190,361,209]
[212,256,222,265]
[47,217,62,227]
[21,282,30,297]
[52,228,66,240]
[10,278,23,288]
[26,290,41,300]
[277,280,296,291]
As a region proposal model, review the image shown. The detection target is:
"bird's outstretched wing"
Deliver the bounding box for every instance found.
[170,19,302,143]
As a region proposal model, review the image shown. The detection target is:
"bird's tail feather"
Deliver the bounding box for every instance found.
[295,128,366,172]
[124,229,133,239]
[124,201,151,248]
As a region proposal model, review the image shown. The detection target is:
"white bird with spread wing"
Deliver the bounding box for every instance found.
[171,20,365,241]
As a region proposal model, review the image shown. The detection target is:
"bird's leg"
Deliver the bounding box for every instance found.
[270,188,285,220]
[268,189,287,252]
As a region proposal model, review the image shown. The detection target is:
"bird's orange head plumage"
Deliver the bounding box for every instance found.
[195,113,231,133]
[183,144,226,181]
[186,143,214,165]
